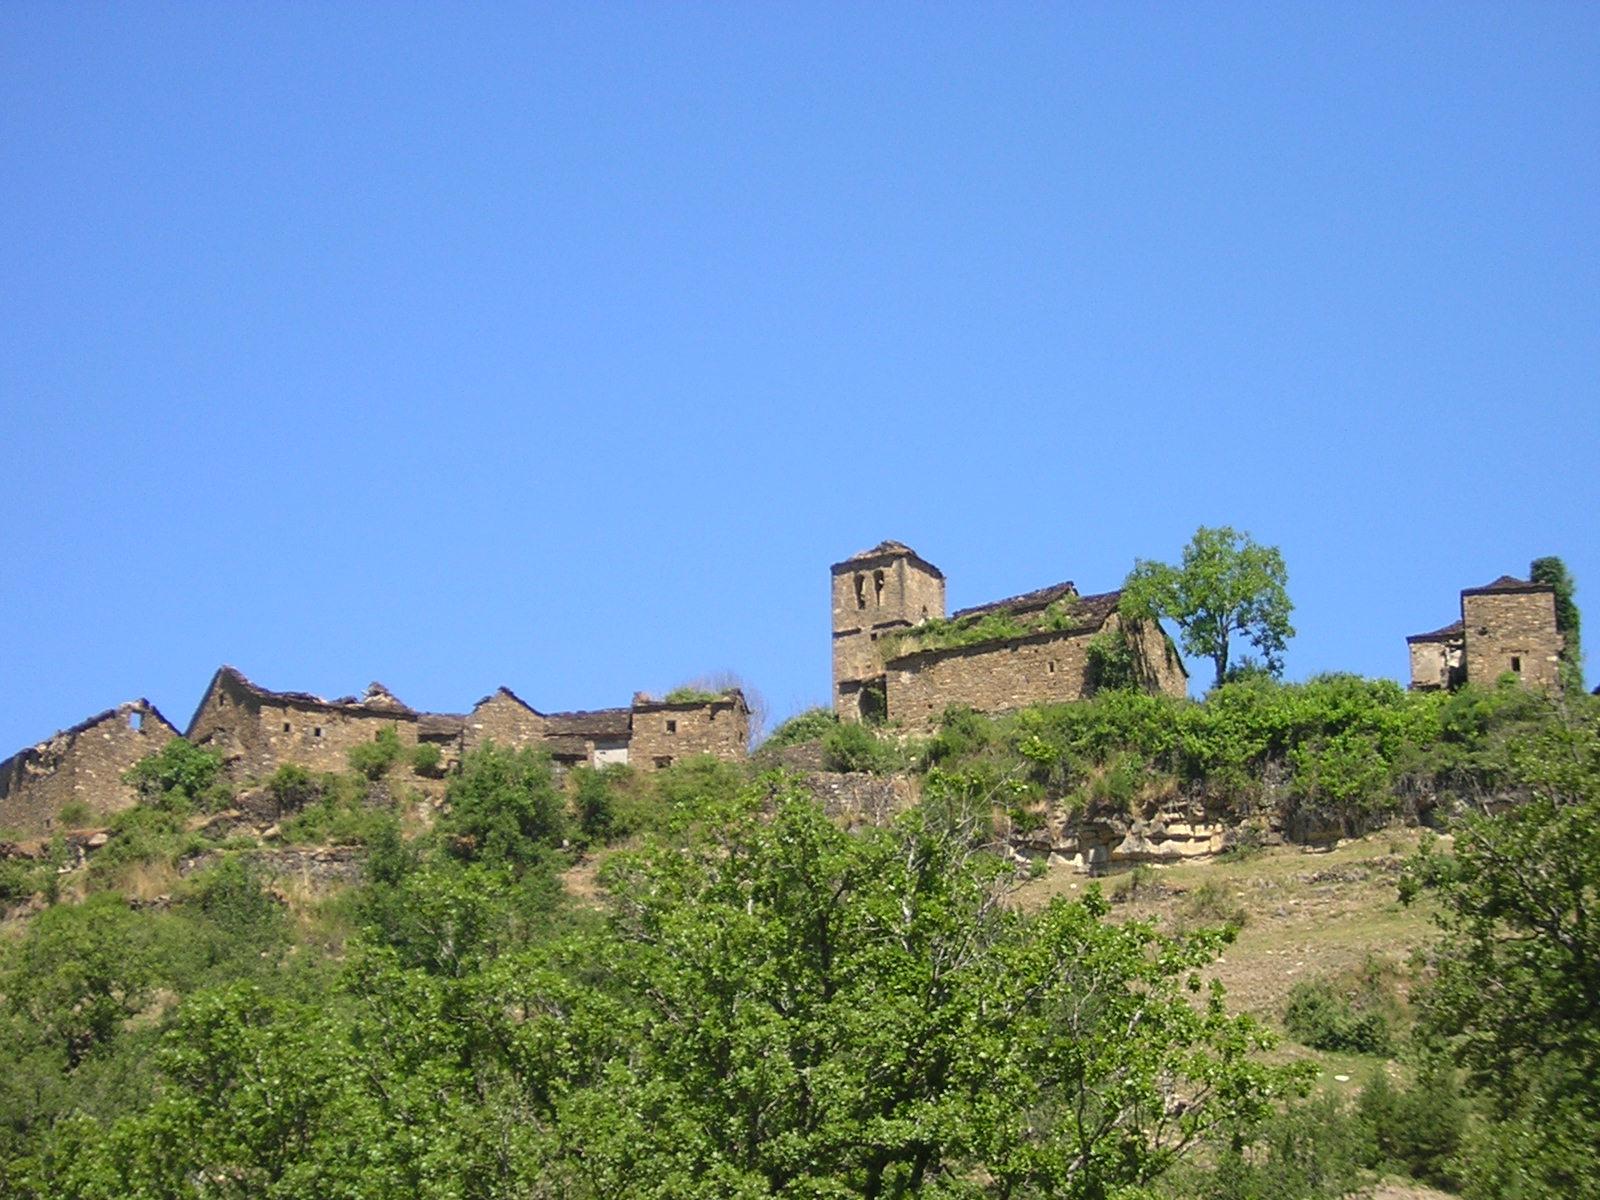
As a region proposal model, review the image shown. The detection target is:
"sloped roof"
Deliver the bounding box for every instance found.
[1462,575,1554,597]
[470,686,545,717]
[1406,619,1465,645]
[829,540,945,579]
[544,708,632,739]
[885,589,1124,665]
[188,666,419,736]
[1,700,177,786]
[954,580,1078,620]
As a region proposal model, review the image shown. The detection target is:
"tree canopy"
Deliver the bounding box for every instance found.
[1123,526,1295,690]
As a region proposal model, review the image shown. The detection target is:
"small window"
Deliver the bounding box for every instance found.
[218,694,228,708]
[666,719,677,733]
[1047,660,1056,674]
[1511,656,1522,673]
[313,726,323,738]
[128,711,143,730]
[854,573,867,609]
[873,570,885,605]
[283,722,291,733]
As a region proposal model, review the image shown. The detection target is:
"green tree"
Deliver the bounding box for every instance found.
[1530,555,1582,688]
[1124,525,1295,689]
[438,742,566,870]
[1403,706,1600,1195]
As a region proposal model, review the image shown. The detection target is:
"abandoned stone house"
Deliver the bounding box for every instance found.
[2,668,749,837]
[1406,575,1563,691]
[831,541,1188,729]
[0,700,178,837]
[184,666,750,780]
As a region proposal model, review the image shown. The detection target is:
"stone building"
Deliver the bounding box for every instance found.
[1407,575,1562,691]
[184,665,748,782]
[831,541,1187,729]
[0,700,178,836]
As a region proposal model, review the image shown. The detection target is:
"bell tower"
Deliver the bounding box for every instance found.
[830,541,945,721]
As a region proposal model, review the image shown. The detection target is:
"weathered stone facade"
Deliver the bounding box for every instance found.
[831,542,1187,729]
[0,701,178,836]
[1407,575,1561,691]
[186,667,749,783]
[628,693,751,770]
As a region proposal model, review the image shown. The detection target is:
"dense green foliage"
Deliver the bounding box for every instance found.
[4,676,1596,1197]
[347,724,403,780]
[1123,525,1295,689]
[760,706,839,750]
[1529,555,1582,687]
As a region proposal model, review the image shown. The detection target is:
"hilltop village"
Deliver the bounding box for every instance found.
[0,541,1567,838]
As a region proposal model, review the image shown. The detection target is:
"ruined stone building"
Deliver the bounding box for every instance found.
[1407,575,1562,691]
[2,668,749,837]
[831,541,1187,728]
[185,667,750,780]
[0,701,178,836]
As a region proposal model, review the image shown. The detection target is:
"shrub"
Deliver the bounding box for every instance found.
[1356,1064,1464,1188]
[0,858,41,904]
[1176,880,1249,931]
[1283,977,1392,1054]
[124,739,228,811]
[266,763,322,814]
[662,686,725,705]
[410,742,443,776]
[822,722,899,774]
[348,725,403,780]
[439,743,566,870]
[56,801,91,828]
[572,765,621,843]
[762,707,839,750]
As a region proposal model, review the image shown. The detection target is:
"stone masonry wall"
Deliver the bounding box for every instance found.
[1463,590,1562,690]
[832,553,946,712]
[464,691,548,753]
[1408,641,1451,691]
[886,627,1100,731]
[629,698,749,769]
[0,701,177,836]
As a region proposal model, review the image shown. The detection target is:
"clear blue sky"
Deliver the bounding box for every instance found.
[3,3,1596,750]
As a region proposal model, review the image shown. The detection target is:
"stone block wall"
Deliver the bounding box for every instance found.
[463,690,548,753]
[1463,589,1562,689]
[886,627,1100,731]
[0,701,177,836]
[629,696,749,769]
[832,546,946,715]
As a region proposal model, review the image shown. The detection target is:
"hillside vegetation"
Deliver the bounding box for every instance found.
[0,677,1595,1198]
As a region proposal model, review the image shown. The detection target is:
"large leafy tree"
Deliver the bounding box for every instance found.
[1123,525,1295,690]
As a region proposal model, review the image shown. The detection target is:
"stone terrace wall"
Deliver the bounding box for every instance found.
[0,701,177,836]
[629,696,749,769]
[886,627,1100,731]
[1463,589,1562,690]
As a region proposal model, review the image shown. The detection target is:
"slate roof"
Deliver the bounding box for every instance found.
[544,708,632,740]
[954,580,1078,619]
[885,588,1124,665]
[1406,619,1465,645]
[1461,575,1554,597]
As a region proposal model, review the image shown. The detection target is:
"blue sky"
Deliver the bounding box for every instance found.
[3,3,1596,750]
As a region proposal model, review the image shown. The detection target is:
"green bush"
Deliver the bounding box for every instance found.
[439,743,566,870]
[761,707,839,750]
[1176,880,1249,931]
[410,741,443,776]
[822,721,900,774]
[55,801,92,828]
[123,739,228,811]
[1283,977,1392,1055]
[1356,1064,1464,1188]
[572,765,621,843]
[266,763,323,814]
[278,773,387,847]
[348,725,403,780]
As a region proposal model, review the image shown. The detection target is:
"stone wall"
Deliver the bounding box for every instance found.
[0,701,177,836]
[1408,640,1455,691]
[463,690,547,752]
[629,695,749,769]
[886,627,1099,731]
[1462,589,1562,689]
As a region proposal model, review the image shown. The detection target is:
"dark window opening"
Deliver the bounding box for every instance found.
[283,722,292,733]
[854,573,867,609]
[873,570,885,605]
[666,719,677,733]
[313,727,323,738]
[218,695,228,708]
[1047,660,1056,674]
[1511,656,1522,673]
